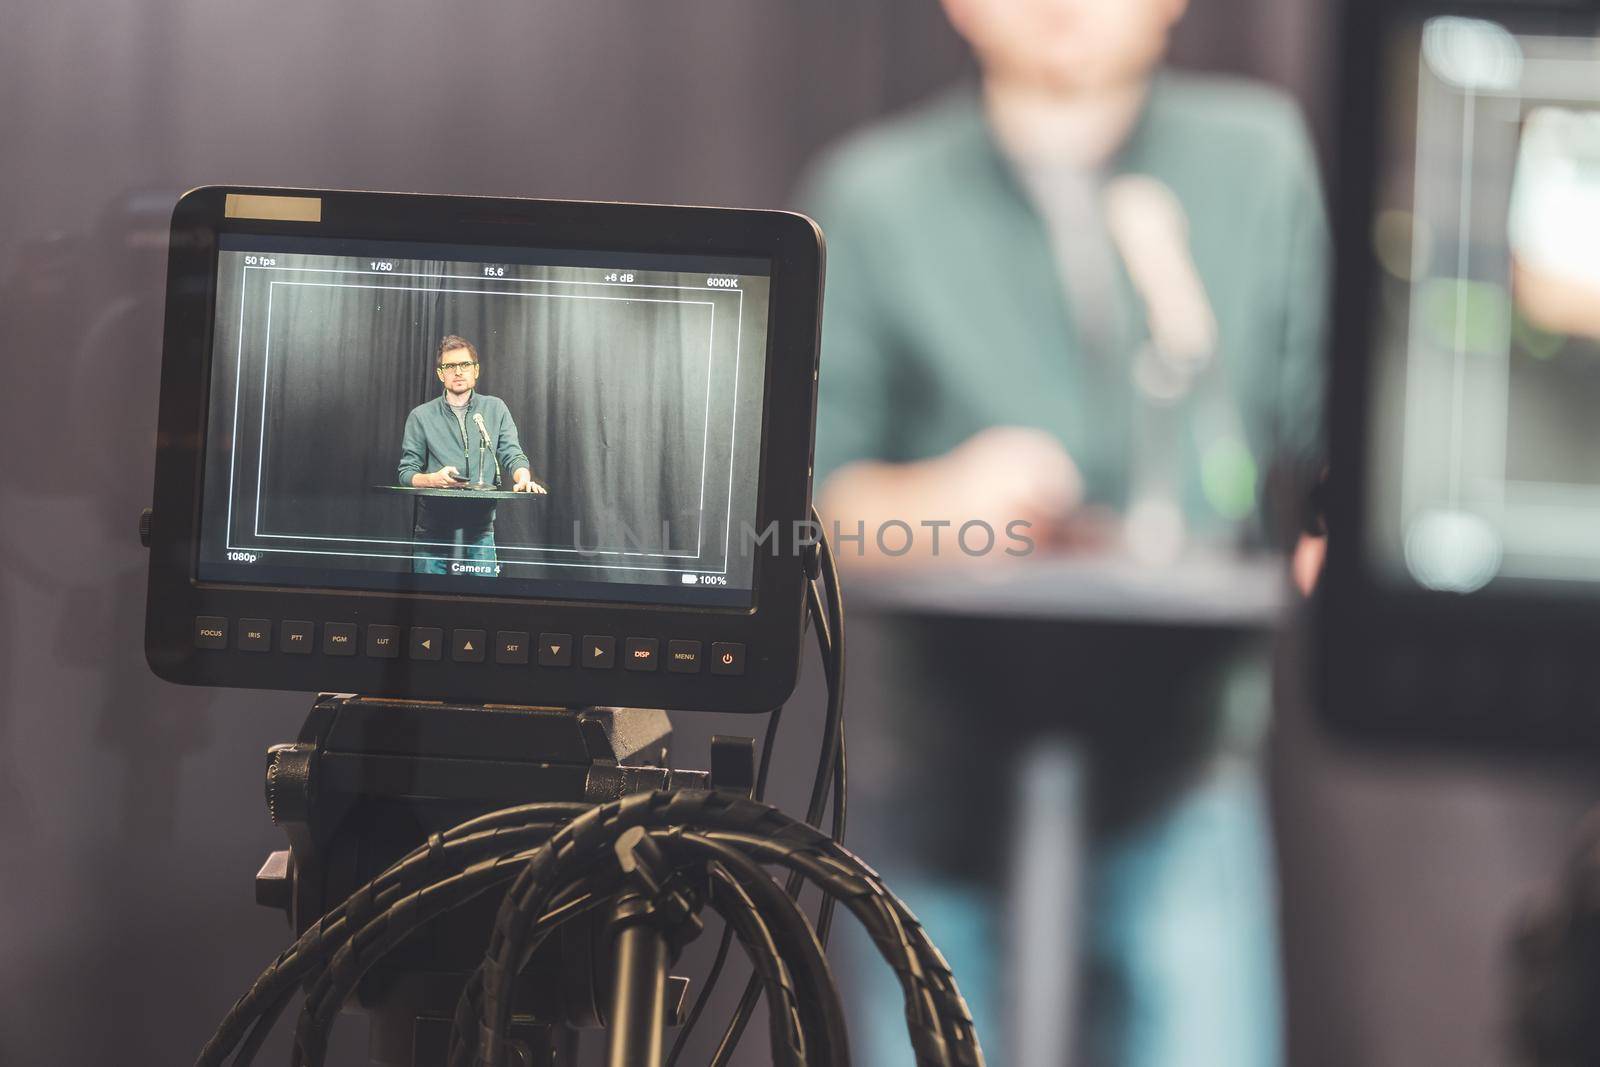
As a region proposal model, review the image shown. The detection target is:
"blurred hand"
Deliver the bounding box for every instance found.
[512,468,546,494]
[924,427,1082,541]
[818,425,1083,567]
[1292,533,1325,596]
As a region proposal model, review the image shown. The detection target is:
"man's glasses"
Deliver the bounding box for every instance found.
[438,360,478,374]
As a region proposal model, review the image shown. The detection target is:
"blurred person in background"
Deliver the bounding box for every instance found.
[799,0,1327,1064]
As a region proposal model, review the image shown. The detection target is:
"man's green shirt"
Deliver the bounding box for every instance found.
[397,391,530,530]
[800,73,1328,539]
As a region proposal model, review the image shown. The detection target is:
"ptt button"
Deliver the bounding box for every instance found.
[667,640,702,673]
[409,627,442,661]
[538,633,573,667]
[194,616,228,649]
[583,635,615,669]
[453,629,487,663]
[281,620,314,654]
[710,642,745,676]
[625,638,659,672]
[496,631,530,665]
[237,618,271,652]
[366,625,401,659]
[323,623,357,656]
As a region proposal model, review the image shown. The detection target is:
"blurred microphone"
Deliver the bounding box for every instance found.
[472,411,491,445]
[1103,174,1217,369]
[1103,174,1219,566]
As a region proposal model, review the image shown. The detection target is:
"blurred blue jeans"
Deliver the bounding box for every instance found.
[850,758,1281,1067]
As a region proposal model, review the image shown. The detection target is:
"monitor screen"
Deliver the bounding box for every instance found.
[194,234,771,608]
[1366,13,1600,596]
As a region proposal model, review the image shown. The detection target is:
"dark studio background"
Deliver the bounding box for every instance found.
[2,2,1595,1065]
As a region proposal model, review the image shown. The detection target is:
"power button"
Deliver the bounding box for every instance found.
[710,642,745,676]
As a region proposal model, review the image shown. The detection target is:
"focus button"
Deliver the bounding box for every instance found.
[710,642,745,676]
[194,616,228,650]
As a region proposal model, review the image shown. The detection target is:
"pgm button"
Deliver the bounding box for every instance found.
[323,623,357,656]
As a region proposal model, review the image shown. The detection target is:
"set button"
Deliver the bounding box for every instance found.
[496,631,529,665]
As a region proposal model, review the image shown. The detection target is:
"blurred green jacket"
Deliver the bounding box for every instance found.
[800,72,1328,542]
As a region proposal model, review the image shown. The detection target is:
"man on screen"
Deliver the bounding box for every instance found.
[397,335,545,576]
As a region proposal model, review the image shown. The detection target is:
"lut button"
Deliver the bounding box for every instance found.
[366,625,400,659]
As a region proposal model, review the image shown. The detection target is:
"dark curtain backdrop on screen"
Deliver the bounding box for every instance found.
[257,271,718,564]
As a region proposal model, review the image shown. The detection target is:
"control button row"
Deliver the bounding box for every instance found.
[194,617,744,675]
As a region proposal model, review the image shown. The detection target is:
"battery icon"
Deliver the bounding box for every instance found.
[681,574,699,584]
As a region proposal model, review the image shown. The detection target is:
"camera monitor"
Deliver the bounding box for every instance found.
[1322,1,1600,746]
[144,188,823,713]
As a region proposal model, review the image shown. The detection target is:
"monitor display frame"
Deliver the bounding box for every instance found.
[145,187,824,714]
[1320,0,1600,749]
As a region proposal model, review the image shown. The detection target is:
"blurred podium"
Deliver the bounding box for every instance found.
[847,551,1290,1066]
[850,551,1286,627]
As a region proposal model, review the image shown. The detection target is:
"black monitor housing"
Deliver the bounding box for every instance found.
[1319,0,1600,748]
[145,187,824,714]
